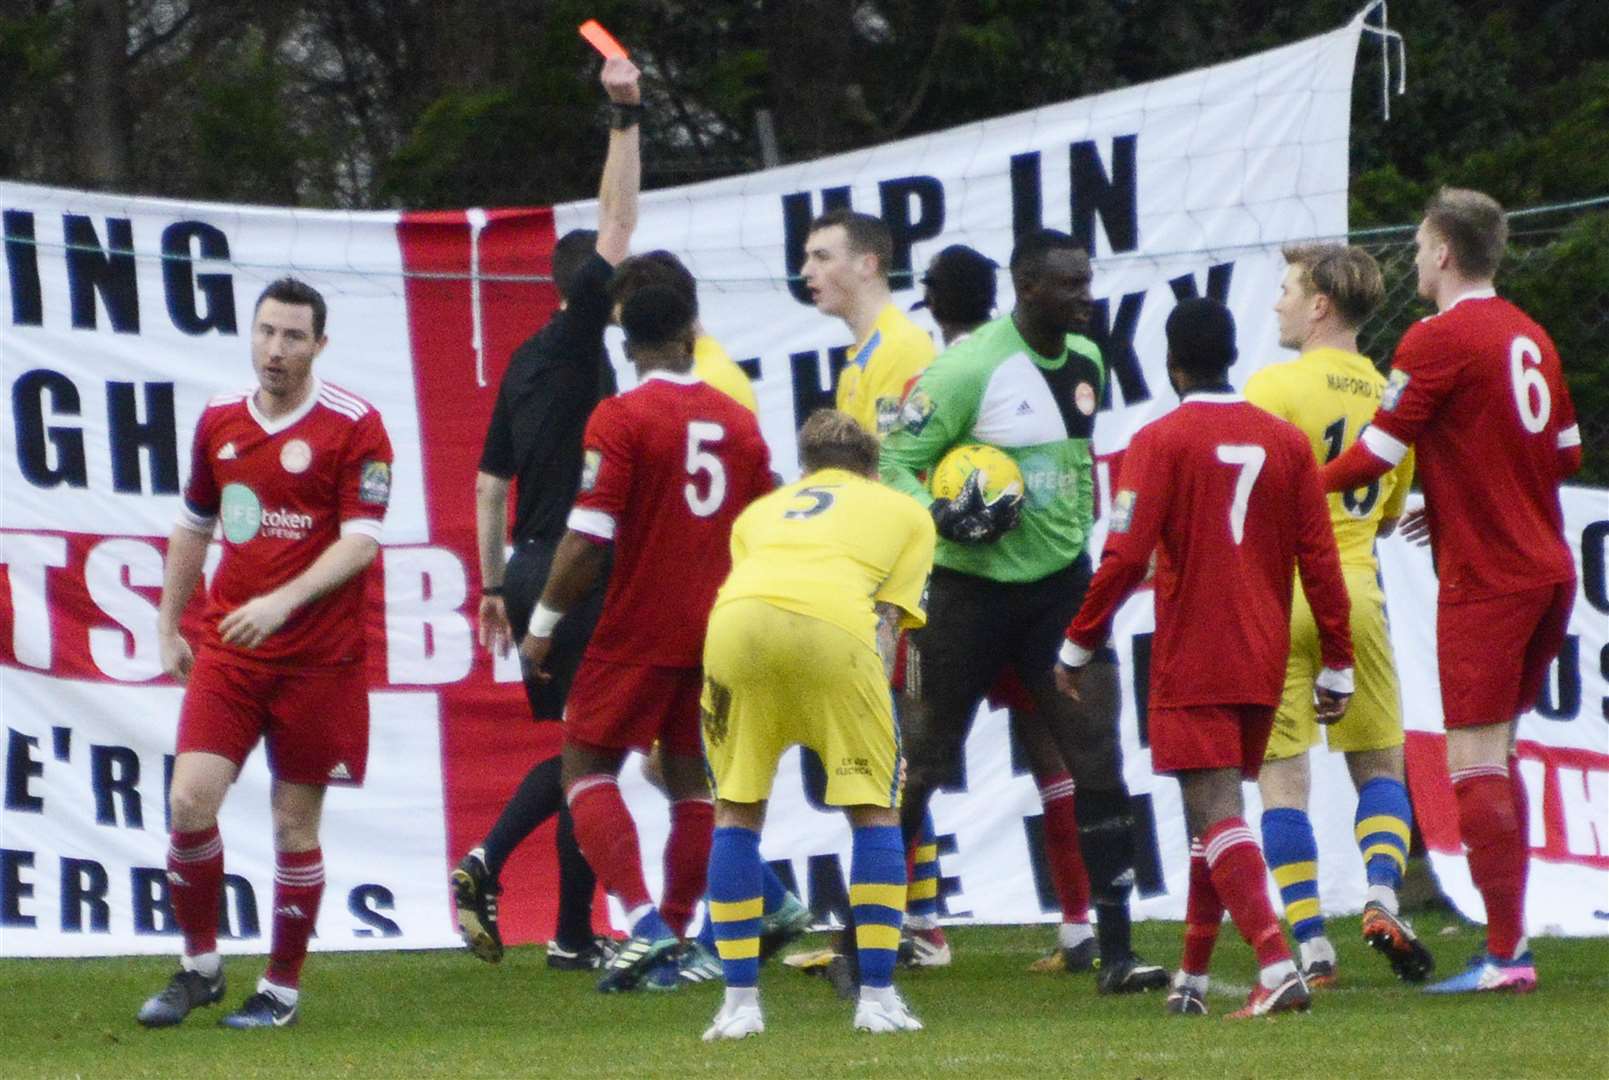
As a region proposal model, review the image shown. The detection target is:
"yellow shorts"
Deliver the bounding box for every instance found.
[701,598,901,808]
[1264,566,1405,761]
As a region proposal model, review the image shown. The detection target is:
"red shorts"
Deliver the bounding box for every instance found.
[177,650,370,786]
[565,658,703,756]
[1438,581,1574,730]
[985,667,1037,713]
[1149,703,1275,779]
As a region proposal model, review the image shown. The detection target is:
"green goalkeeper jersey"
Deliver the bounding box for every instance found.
[880,313,1105,583]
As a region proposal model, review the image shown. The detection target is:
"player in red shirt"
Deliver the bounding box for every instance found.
[519,285,772,991]
[1321,189,1582,995]
[1056,299,1354,1018]
[137,279,394,1030]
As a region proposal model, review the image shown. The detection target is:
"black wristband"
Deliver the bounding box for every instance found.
[482,585,504,598]
[609,102,643,130]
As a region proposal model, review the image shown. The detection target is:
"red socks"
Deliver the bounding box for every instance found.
[167,826,224,956]
[1181,839,1223,976]
[1037,772,1090,923]
[1453,764,1527,958]
[1203,817,1291,969]
[660,797,714,937]
[265,847,325,989]
[566,775,652,913]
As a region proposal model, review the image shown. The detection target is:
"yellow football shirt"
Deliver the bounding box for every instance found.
[694,335,759,414]
[1244,347,1416,570]
[834,304,937,438]
[714,468,937,651]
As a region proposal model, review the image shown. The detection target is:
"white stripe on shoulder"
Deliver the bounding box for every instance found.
[320,382,373,415]
[318,395,365,422]
[206,390,250,408]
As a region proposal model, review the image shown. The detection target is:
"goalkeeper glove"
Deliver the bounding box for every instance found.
[930,470,1021,543]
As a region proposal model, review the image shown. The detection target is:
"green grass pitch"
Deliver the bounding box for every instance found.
[4,914,1606,1078]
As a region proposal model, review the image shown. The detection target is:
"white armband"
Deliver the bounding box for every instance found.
[528,602,565,638]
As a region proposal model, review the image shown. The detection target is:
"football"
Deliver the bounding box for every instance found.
[930,442,1025,506]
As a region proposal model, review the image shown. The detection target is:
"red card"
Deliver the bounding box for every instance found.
[579,20,628,60]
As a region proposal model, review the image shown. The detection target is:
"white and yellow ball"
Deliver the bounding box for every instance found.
[930,443,1024,505]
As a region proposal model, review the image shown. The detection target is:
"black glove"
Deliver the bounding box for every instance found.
[931,470,1021,543]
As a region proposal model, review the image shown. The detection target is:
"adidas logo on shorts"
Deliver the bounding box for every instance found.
[327,762,352,780]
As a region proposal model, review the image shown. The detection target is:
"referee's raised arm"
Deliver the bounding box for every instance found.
[595,55,642,267]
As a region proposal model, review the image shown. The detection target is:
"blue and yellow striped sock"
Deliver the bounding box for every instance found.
[1354,777,1412,892]
[696,860,788,954]
[707,826,764,988]
[850,824,906,990]
[1261,807,1324,942]
[906,813,939,922]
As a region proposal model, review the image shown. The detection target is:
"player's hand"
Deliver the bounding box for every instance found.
[519,633,554,680]
[217,592,295,649]
[479,594,513,656]
[1314,687,1351,725]
[1054,661,1084,700]
[1397,506,1431,547]
[160,629,195,684]
[600,56,641,105]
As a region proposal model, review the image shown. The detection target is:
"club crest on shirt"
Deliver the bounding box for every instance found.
[359,460,391,505]
[580,449,602,492]
[899,388,936,436]
[1382,369,1410,411]
[1110,489,1137,533]
[1074,382,1097,416]
[280,439,312,474]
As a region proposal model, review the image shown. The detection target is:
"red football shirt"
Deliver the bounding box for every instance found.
[1361,292,1578,601]
[1065,392,1352,708]
[179,379,393,667]
[568,371,772,667]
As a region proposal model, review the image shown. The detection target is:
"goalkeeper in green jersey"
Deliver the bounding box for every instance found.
[880,230,1166,993]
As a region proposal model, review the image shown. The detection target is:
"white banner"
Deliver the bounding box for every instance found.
[1381,489,1609,935]
[11,14,1599,958]
[0,670,454,956]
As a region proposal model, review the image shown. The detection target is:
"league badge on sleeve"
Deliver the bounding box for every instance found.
[899,388,937,436]
[581,449,602,492]
[1382,369,1410,411]
[359,460,392,505]
[1110,489,1137,533]
[875,396,903,436]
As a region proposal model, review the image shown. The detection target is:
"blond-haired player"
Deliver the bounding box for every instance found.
[700,410,935,1039]
[1245,243,1432,987]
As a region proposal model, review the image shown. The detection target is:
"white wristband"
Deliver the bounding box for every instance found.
[528,602,565,637]
[1316,666,1355,695]
[1058,639,1094,668]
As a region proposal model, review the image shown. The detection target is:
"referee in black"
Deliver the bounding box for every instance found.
[450,54,645,970]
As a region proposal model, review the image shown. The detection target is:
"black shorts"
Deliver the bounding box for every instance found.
[504,536,609,720]
[904,555,1116,782]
